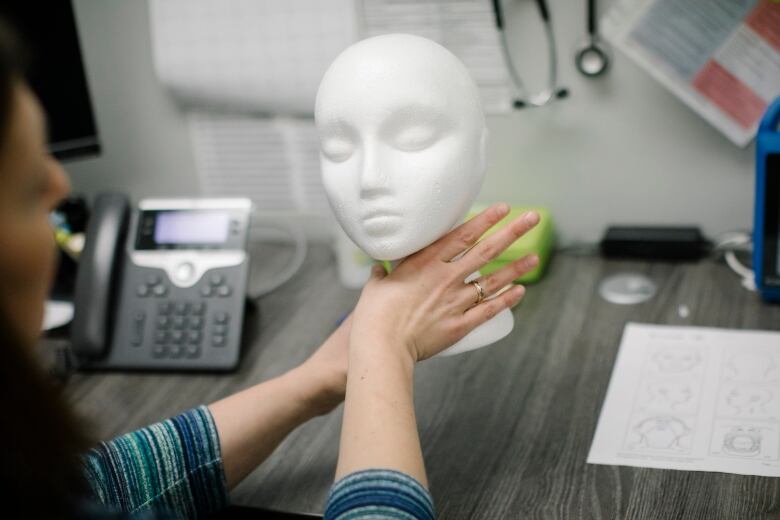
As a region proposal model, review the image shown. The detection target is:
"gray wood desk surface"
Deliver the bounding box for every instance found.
[64,244,780,519]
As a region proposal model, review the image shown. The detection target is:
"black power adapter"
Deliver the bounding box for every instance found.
[600,226,712,261]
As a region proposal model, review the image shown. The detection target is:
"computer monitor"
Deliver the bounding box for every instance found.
[0,0,100,160]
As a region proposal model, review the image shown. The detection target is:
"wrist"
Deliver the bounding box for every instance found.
[349,333,416,376]
[287,361,345,417]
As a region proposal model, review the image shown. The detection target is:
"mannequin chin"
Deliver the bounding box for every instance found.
[315,33,513,356]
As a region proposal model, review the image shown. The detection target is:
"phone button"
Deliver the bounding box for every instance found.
[189,316,203,329]
[175,262,195,284]
[132,311,146,346]
[213,324,228,335]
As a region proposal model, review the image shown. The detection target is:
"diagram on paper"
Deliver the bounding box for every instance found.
[709,422,779,460]
[648,346,704,375]
[716,382,778,420]
[588,323,780,477]
[724,353,778,383]
[639,379,699,414]
[625,414,694,453]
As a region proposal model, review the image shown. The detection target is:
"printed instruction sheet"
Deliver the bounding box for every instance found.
[588,323,780,477]
[602,0,780,147]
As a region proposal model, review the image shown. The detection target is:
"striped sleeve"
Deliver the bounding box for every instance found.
[324,469,436,520]
[82,405,229,518]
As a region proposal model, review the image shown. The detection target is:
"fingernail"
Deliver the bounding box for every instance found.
[527,254,539,267]
[497,202,510,216]
[512,285,526,304]
[524,211,539,226]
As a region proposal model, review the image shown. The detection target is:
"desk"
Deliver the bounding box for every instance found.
[63,245,780,519]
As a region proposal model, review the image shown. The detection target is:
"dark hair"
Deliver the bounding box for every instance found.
[0,16,26,153]
[0,17,93,518]
[0,307,93,517]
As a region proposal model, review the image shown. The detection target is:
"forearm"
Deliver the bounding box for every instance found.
[209,362,341,489]
[335,340,427,487]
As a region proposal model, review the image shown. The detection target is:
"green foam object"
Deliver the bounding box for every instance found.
[466,205,555,284]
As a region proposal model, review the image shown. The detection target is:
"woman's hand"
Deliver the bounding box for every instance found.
[349,203,540,363]
[334,203,540,483]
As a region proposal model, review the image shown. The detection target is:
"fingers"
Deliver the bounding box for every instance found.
[460,285,526,331]
[456,211,539,276]
[428,203,511,262]
[478,254,539,297]
[454,254,538,308]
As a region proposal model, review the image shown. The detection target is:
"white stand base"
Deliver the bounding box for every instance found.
[437,307,514,356]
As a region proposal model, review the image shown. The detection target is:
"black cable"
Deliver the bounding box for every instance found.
[535,0,550,22]
[491,0,504,29]
[587,0,596,36]
[493,0,568,109]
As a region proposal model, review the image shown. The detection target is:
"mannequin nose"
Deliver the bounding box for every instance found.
[358,143,391,198]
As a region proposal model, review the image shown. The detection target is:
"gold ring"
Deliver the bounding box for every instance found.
[470,280,485,305]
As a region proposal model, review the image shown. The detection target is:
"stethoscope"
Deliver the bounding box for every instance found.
[491,0,568,109]
[492,0,610,109]
[575,0,610,77]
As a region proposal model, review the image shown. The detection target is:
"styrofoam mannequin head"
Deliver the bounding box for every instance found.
[315,34,488,260]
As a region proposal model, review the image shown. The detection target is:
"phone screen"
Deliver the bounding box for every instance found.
[135,209,244,250]
[154,211,230,244]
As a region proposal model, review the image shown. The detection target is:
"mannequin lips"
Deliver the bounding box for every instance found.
[361,208,402,235]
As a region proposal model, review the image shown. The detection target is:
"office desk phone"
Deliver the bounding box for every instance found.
[71,194,252,371]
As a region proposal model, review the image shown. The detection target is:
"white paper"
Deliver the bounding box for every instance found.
[360,0,513,114]
[588,323,780,477]
[149,0,512,115]
[602,0,780,147]
[149,0,360,115]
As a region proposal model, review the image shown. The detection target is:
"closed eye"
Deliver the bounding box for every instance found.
[321,137,355,163]
[392,125,440,152]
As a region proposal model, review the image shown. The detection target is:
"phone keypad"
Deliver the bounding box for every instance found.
[152,300,213,359]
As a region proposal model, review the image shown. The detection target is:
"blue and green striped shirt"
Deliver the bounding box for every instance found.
[82,406,435,519]
[83,406,228,518]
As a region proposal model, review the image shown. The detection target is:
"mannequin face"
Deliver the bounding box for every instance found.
[315,34,487,260]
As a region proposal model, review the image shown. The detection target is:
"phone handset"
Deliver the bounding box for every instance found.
[71,192,130,359]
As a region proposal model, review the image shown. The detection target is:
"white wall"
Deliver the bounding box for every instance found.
[67,0,755,244]
[68,0,198,199]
